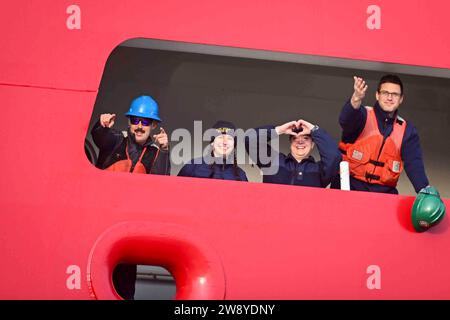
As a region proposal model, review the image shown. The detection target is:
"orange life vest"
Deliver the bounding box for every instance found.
[339,107,406,187]
[106,143,157,174]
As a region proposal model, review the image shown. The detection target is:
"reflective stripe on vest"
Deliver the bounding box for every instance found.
[106,143,148,174]
[339,107,407,187]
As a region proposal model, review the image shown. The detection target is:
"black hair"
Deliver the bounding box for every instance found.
[208,142,241,181]
[377,74,404,95]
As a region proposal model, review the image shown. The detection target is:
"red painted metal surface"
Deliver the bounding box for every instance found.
[0,1,449,299]
[1,1,450,90]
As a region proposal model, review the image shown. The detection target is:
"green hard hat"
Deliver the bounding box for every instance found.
[411,186,446,232]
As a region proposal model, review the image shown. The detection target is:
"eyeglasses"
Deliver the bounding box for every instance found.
[129,116,152,126]
[379,90,402,99]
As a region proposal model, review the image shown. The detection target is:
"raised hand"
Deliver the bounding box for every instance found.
[100,113,116,128]
[351,76,368,109]
[275,121,300,136]
[296,119,315,135]
[153,127,169,150]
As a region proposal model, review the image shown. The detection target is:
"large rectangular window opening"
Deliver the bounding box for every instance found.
[85,38,450,197]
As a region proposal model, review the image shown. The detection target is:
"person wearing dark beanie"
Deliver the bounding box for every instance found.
[178,120,248,181]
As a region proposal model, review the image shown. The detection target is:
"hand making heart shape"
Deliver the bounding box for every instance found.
[275,119,316,136]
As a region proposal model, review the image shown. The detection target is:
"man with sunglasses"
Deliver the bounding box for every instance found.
[92,95,169,175]
[91,95,170,299]
[332,74,430,194]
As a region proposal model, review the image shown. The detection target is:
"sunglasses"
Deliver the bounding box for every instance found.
[129,116,152,126]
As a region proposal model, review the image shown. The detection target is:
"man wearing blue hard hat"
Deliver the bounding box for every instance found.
[92,95,169,175]
[91,95,170,300]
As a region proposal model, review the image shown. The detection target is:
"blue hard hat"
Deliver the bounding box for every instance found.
[125,95,161,122]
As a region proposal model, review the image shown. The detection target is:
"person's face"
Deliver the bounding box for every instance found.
[212,134,235,157]
[290,134,314,160]
[129,117,157,145]
[376,82,403,113]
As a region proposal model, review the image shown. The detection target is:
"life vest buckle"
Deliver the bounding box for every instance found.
[368,159,385,167]
[365,172,381,181]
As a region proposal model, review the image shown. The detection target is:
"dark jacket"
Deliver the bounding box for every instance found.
[331,100,429,194]
[178,155,248,181]
[91,121,170,175]
[245,125,341,187]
